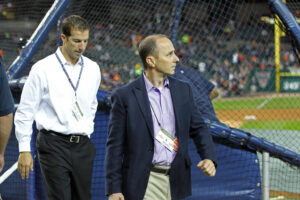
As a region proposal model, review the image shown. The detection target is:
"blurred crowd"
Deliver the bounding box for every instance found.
[86,19,299,97]
[1,1,299,97]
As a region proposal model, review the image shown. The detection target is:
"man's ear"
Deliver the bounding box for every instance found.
[146,56,155,68]
[61,34,66,43]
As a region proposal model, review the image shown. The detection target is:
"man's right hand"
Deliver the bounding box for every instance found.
[17,152,33,179]
[0,154,5,172]
[109,193,125,200]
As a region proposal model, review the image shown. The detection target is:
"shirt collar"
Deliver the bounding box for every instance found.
[143,73,169,93]
[56,47,83,66]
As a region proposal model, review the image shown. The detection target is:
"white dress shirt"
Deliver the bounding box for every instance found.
[15,48,101,152]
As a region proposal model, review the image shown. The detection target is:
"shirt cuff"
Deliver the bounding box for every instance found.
[19,141,31,152]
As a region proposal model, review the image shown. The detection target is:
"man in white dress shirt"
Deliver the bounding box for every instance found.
[14,15,101,200]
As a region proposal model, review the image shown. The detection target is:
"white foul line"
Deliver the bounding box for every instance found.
[256,98,272,109]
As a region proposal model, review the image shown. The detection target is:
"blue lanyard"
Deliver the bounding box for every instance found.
[55,53,84,97]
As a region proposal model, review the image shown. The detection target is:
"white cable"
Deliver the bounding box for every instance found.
[0,162,18,184]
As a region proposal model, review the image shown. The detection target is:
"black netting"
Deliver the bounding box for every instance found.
[1,0,300,199]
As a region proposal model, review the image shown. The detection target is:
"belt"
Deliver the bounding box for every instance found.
[40,129,87,143]
[151,165,171,175]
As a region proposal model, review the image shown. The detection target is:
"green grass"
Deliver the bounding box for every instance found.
[213,96,300,130]
[213,98,265,110]
[241,121,300,130]
[263,97,300,109]
[213,97,300,110]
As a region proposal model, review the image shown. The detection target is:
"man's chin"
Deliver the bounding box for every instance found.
[170,68,176,75]
[167,71,175,76]
[74,52,82,57]
[73,56,81,61]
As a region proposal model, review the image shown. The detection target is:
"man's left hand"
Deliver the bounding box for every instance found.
[197,159,216,176]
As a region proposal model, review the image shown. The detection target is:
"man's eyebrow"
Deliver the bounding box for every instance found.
[72,38,88,41]
[167,50,175,54]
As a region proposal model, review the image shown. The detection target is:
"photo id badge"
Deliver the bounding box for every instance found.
[72,101,84,121]
[156,128,178,152]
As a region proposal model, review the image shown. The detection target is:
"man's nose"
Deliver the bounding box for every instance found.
[174,54,179,62]
[78,41,85,49]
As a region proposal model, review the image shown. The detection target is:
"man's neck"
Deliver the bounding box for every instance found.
[60,47,78,66]
[145,70,167,88]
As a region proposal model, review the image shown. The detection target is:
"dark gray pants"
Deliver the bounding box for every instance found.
[36,130,96,200]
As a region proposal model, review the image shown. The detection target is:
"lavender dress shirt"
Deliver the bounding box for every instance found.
[143,74,177,165]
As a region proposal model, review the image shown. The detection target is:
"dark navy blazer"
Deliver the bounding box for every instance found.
[105,75,217,200]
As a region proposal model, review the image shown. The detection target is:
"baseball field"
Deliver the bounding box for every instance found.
[213,93,300,200]
[213,94,300,130]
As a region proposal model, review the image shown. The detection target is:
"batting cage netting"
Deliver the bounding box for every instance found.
[1,0,300,199]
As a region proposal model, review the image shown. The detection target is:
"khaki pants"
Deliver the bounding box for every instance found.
[144,165,171,200]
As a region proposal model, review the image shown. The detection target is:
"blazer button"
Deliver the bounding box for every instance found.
[149,148,153,152]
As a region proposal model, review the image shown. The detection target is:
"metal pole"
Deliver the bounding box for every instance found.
[273,0,287,93]
[262,151,270,200]
[56,3,70,47]
[274,14,281,93]
[169,0,185,47]
[7,0,70,79]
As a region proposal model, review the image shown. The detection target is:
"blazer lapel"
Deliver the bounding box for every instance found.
[169,77,182,141]
[132,76,154,138]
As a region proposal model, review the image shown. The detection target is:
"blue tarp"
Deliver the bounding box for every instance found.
[1,90,262,200]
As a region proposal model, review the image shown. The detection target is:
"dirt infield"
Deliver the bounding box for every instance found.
[216,108,300,128]
[271,190,300,199]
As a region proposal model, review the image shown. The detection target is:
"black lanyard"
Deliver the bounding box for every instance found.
[55,53,84,97]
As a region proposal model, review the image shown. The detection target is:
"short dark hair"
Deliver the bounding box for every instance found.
[138,34,168,69]
[62,15,90,37]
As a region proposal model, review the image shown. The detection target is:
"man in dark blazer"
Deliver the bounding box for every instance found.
[105,34,217,200]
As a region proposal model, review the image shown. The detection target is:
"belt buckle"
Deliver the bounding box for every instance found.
[70,135,80,143]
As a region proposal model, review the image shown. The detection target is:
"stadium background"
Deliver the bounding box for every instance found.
[0,0,300,199]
